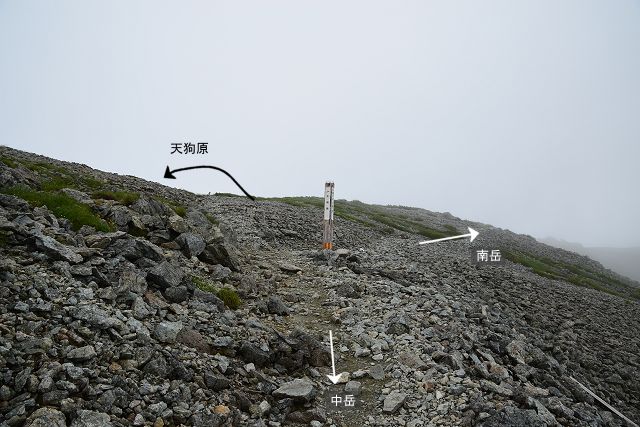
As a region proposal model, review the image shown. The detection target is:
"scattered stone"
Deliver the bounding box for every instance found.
[273,378,316,402]
[383,390,407,413]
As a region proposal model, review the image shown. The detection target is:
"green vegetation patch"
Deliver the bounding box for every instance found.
[267,196,459,239]
[216,287,241,309]
[154,196,187,217]
[92,190,140,206]
[503,249,638,300]
[2,186,112,232]
[205,213,219,225]
[192,276,217,293]
[192,276,241,309]
[0,156,17,168]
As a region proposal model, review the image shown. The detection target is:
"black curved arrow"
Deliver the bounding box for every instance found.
[164,165,255,200]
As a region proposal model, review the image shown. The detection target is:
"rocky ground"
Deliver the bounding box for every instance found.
[0,146,639,426]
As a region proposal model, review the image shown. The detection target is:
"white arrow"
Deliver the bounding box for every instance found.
[418,227,479,245]
[326,330,341,384]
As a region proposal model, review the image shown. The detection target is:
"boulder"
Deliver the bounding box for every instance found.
[147,261,184,289]
[24,407,67,427]
[31,233,82,263]
[272,378,316,402]
[175,232,206,258]
[383,390,406,413]
[70,410,113,427]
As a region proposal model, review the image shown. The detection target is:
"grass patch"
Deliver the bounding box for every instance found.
[503,249,639,299]
[216,287,241,309]
[2,186,112,232]
[268,196,459,239]
[154,197,187,217]
[205,213,219,225]
[192,276,217,293]
[0,156,17,168]
[92,190,140,206]
[192,276,242,309]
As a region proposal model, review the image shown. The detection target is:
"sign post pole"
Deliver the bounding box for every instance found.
[323,182,335,250]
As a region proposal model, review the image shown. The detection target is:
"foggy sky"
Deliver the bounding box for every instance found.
[1,1,639,247]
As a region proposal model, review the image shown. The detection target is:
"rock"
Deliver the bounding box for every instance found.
[31,233,82,263]
[67,345,97,361]
[336,283,361,298]
[154,321,183,343]
[70,410,112,427]
[273,378,316,402]
[199,239,241,271]
[278,262,302,273]
[165,286,189,303]
[24,407,67,427]
[345,380,361,396]
[386,321,409,335]
[481,406,547,427]
[108,237,164,261]
[147,261,184,289]
[213,405,230,416]
[398,351,427,370]
[192,288,225,311]
[176,328,210,353]
[175,232,206,258]
[168,215,188,234]
[132,296,151,319]
[204,371,231,391]
[383,390,407,413]
[266,296,290,315]
[74,306,125,330]
[369,364,385,380]
[238,341,271,367]
[118,269,148,295]
[506,340,527,364]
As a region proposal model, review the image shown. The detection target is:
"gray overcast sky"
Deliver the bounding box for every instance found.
[1,1,639,247]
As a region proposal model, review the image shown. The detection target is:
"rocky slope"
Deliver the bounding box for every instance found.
[0,146,638,427]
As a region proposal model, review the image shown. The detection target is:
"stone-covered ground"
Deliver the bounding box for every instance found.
[0,146,638,426]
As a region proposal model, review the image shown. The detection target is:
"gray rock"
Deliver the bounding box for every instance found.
[154,321,183,343]
[61,188,93,204]
[398,351,427,370]
[74,306,125,330]
[383,390,406,413]
[67,345,97,361]
[168,215,188,234]
[506,340,527,364]
[108,237,163,261]
[165,286,189,303]
[267,296,290,315]
[175,232,206,258]
[32,233,82,263]
[273,378,316,402]
[204,371,231,391]
[345,380,361,396]
[278,262,302,273]
[199,240,241,271]
[369,364,385,380]
[70,409,112,427]
[238,341,271,367]
[24,407,67,427]
[118,269,148,295]
[147,261,184,289]
[481,406,547,427]
[132,296,151,319]
[192,288,225,311]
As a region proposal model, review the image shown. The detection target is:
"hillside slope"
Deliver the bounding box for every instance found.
[0,146,639,427]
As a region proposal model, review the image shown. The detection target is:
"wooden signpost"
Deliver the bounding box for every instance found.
[323,182,335,250]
